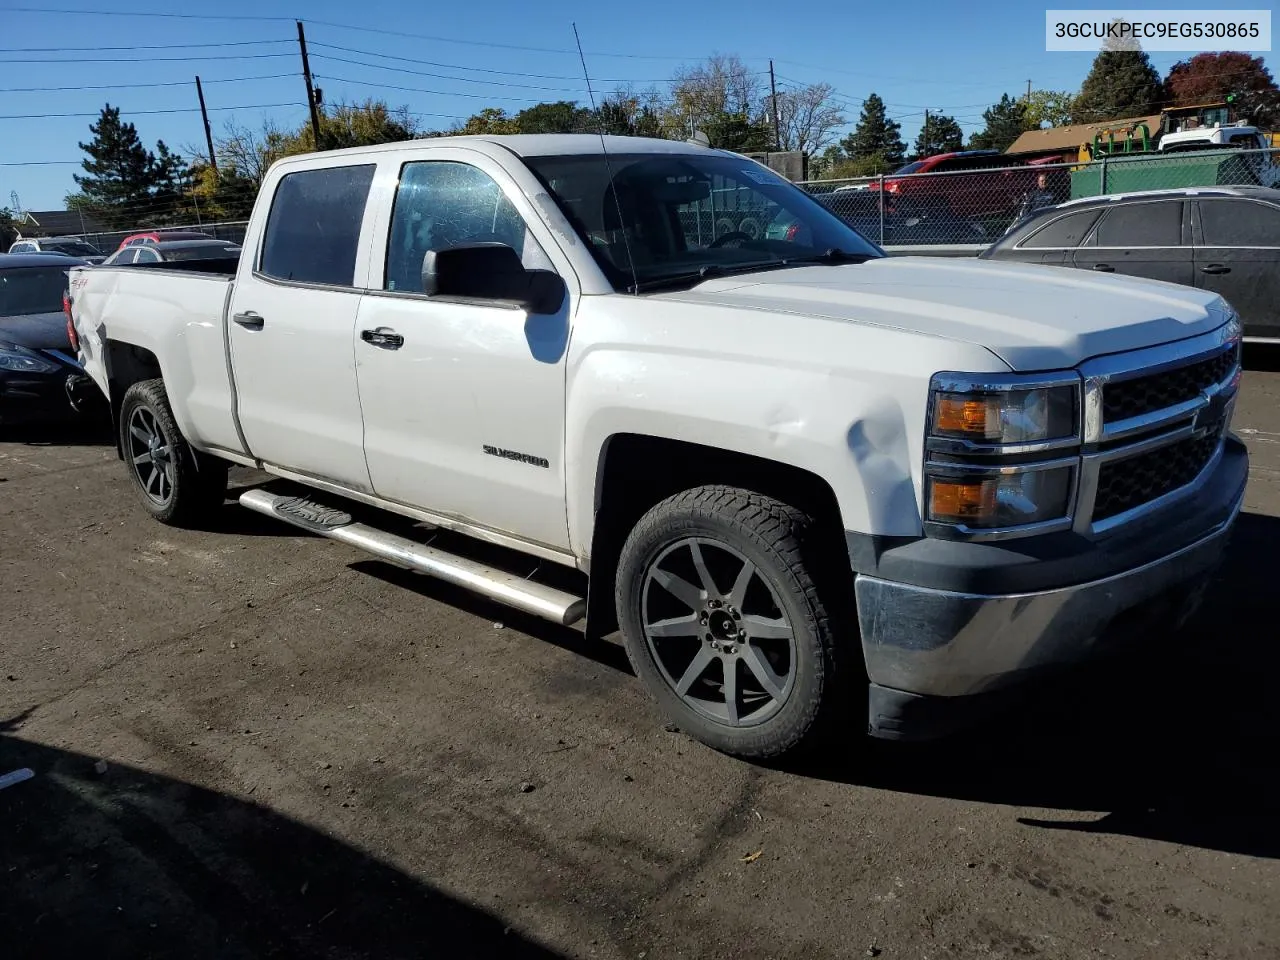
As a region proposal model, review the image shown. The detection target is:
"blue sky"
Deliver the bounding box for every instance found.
[0,1,1270,209]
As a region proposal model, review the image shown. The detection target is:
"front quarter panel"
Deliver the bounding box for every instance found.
[564,294,1010,557]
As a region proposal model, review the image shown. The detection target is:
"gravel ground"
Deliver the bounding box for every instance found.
[2,356,1278,960]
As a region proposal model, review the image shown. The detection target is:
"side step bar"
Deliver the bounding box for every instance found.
[238,489,586,626]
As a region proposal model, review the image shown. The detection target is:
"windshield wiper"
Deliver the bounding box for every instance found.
[782,247,875,265]
[630,261,791,293]
[629,248,874,294]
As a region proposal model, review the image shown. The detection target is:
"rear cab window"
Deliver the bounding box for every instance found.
[259,164,376,286]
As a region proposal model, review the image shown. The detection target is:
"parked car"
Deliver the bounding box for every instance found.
[0,253,103,426]
[70,135,1246,758]
[982,185,1280,341]
[102,239,242,266]
[864,150,1056,222]
[117,230,214,250]
[8,236,106,264]
[788,191,990,244]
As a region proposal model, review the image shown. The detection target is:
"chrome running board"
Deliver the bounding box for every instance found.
[238,489,586,626]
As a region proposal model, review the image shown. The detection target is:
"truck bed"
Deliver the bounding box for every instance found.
[70,264,245,458]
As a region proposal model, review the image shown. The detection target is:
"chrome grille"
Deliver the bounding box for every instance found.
[1080,326,1241,532]
[1102,345,1238,424]
[1093,433,1220,521]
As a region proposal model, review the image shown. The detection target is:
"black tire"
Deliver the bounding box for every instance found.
[118,378,228,527]
[615,485,844,759]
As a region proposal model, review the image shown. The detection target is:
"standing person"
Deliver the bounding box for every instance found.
[1016,172,1056,221]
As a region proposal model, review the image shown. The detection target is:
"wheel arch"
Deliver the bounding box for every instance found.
[103,339,163,457]
[583,433,855,641]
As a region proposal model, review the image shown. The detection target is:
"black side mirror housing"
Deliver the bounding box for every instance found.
[421,243,565,315]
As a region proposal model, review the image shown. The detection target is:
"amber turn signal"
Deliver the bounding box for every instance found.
[933,394,1000,439]
[929,478,998,523]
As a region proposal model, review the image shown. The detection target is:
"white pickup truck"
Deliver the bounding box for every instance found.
[68,135,1248,758]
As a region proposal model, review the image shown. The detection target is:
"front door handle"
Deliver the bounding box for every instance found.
[1200,263,1231,275]
[1091,263,1115,272]
[361,327,404,349]
[233,311,264,330]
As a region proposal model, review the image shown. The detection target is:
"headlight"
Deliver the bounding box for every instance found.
[930,385,1077,446]
[925,371,1083,540]
[927,462,1076,529]
[0,342,60,375]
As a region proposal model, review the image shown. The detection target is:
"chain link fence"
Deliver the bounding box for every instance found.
[20,145,1280,259]
[795,146,1280,247]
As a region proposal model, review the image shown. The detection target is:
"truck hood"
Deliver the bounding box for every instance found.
[659,257,1229,370]
[0,311,72,351]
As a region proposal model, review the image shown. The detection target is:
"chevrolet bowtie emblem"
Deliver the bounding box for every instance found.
[1192,390,1229,440]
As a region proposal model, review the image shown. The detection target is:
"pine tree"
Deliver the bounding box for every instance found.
[913,113,963,157]
[73,105,158,225]
[968,94,1029,151]
[840,93,906,169]
[1071,24,1163,123]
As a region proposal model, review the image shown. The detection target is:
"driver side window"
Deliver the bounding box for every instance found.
[384,160,549,293]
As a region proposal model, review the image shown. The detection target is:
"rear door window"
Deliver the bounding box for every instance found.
[259,164,376,286]
[1198,199,1280,246]
[1092,201,1184,246]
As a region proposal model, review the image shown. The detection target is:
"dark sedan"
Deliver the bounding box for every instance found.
[0,253,103,427]
[982,185,1280,342]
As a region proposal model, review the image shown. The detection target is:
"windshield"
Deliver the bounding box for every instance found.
[891,160,926,175]
[523,152,882,291]
[43,240,100,256]
[0,266,70,316]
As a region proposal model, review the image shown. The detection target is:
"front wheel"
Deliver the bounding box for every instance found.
[616,486,844,759]
[119,378,228,526]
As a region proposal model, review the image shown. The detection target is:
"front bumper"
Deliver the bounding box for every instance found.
[853,436,1248,739]
[0,366,98,425]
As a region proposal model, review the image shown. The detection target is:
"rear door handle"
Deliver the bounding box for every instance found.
[1091,263,1115,272]
[361,327,404,349]
[233,311,264,330]
[1200,263,1231,275]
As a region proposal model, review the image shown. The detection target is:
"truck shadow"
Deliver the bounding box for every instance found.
[0,720,564,960]
[790,509,1280,861]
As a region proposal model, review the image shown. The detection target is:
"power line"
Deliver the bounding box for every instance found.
[0,6,764,61]
[309,42,683,84]
[0,52,296,64]
[310,56,588,94]
[0,39,292,52]
[0,73,297,93]
[0,102,304,120]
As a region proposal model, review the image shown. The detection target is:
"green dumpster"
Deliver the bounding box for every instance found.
[1070,149,1262,200]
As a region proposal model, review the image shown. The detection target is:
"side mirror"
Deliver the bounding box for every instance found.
[421,243,565,315]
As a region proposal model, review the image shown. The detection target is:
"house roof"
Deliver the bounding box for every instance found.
[1005,115,1163,156]
[17,209,110,236]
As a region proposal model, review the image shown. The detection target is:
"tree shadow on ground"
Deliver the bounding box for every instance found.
[0,723,564,960]
[784,510,1280,861]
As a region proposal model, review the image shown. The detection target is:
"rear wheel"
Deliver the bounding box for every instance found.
[616,486,844,758]
[119,378,228,526]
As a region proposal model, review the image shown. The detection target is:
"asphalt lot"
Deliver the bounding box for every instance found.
[3,355,1279,960]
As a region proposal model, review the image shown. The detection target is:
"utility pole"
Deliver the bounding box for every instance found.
[769,59,781,152]
[1026,79,1032,102]
[923,108,929,155]
[297,20,322,149]
[195,76,217,174]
